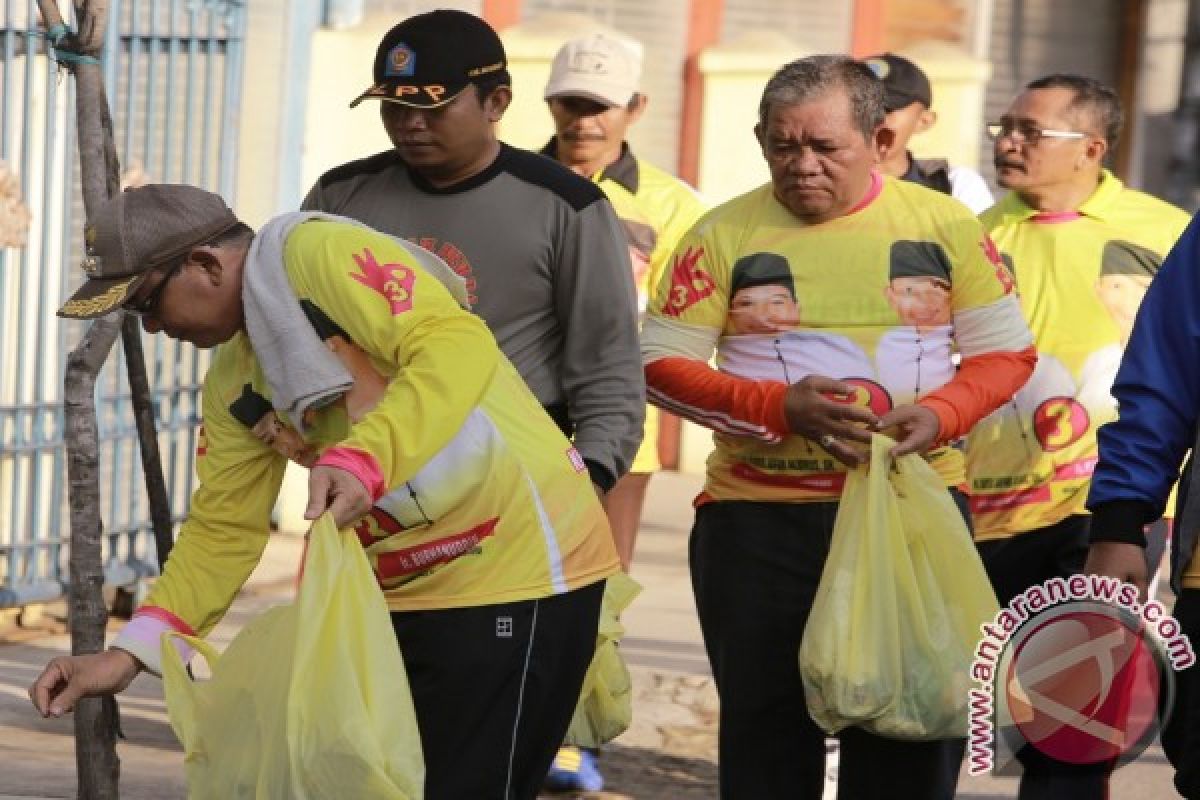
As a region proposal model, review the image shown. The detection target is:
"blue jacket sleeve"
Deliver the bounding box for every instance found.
[1087,213,1200,544]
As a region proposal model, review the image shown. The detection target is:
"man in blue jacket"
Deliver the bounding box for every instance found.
[1086,211,1200,798]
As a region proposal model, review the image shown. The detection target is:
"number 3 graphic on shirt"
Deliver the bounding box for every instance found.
[671,284,691,310]
[827,378,894,418]
[1032,397,1089,452]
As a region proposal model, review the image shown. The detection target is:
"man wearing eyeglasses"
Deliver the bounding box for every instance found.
[964,73,1189,799]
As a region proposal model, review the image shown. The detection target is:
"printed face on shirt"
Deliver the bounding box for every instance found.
[755,86,881,224]
[1094,274,1151,344]
[380,85,510,186]
[621,218,657,289]
[728,283,801,334]
[884,276,952,329]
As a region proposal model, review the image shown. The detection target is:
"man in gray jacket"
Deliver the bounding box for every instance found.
[303,9,643,494]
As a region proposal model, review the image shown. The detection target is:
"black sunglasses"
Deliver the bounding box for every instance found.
[124,261,185,317]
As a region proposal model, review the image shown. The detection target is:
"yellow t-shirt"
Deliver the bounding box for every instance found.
[140,221,619,640]
[643,175,1028,503]
[968,171,1191,540]
[595,150,705,473]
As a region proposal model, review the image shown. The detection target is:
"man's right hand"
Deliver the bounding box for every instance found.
[783,375,879,467]
[29,649,141,718]
[1084,541,1149,600]
[305,465,373,529]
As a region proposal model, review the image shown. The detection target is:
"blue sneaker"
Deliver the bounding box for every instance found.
[544,745,604,793]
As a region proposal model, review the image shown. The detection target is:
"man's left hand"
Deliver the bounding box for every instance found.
[876,404,941,458]
[305,465,372,529]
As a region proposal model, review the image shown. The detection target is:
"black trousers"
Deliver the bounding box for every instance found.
[390,580,604,800]
[1164,590,1200,798]
[975,514,1092,608]
[690,499,967,800]
[976,516,1111,799]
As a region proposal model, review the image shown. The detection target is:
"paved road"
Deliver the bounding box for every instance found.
[0,471,1184,798]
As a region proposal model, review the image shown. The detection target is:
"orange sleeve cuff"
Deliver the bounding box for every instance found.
[917,345,1037,443]
[645,357,791,440]
[916,396,958,446]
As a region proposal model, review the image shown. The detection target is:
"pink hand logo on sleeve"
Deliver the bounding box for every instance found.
[662,246,716,318]
[981,236,1016,294]
[350,247,416,315]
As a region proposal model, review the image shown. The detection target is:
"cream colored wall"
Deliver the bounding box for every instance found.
[694,31,805,206]
[235,0,291,227]
[900,40,992,169]
[1141,0,1189,116]
[300,14,399,202]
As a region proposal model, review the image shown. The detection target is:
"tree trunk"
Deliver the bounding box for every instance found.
[64,315,123,800]
[36,1,139,797]
[123,319,176,565]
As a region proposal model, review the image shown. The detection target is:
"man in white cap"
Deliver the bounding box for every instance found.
[539,32,706,793]
[542,31,705,571]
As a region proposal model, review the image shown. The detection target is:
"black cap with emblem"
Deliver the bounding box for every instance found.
[350,10,510,110]
[862,53,933,112]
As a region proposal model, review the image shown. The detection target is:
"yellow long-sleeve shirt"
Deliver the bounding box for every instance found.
[114,220,618,674]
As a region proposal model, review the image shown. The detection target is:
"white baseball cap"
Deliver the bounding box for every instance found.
[544,33,643,108]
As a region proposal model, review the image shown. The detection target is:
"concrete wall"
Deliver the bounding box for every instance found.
[235,0,292,226]
[300,13,402,201]
[900,40,992,170]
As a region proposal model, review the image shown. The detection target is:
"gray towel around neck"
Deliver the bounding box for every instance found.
[242,211,470,431]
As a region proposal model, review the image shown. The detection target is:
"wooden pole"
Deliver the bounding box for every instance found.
[1112,0,1147,180]
[676,0,723,187]
[122,322,176,567]
[37,0,173,795]
[850,0,887,58]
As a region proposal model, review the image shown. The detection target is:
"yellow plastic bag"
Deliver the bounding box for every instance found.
[563,572,642,748]
[162,513,424,799]
[798,434,999,740]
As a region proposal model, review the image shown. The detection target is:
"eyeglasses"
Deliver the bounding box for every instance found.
[986,121,1088,145]
[123,261,184,317]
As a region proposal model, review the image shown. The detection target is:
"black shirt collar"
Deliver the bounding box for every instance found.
[403,142,513,195]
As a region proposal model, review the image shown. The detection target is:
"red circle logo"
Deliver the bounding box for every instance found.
[837,378,893,417]
[1004,607,1162,765]
[1032,397,1089,452]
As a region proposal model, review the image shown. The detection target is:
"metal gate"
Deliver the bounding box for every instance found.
[0,0,246,608]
